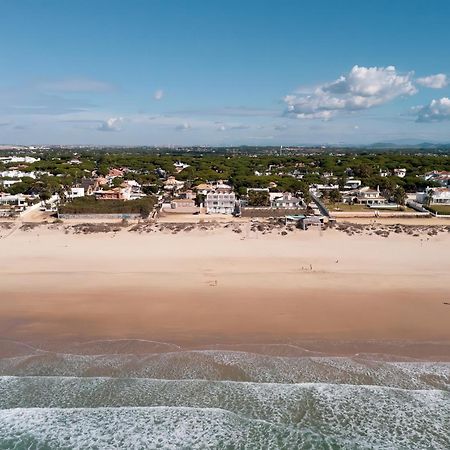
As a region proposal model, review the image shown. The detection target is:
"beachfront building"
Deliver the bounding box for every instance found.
[67,179,101,198]
[0,193,30,216]
[205,192,236,214]
[215,181,233,193]
[0,193,29,207]
[271,192,303,209]
[94,185,132,201]
[343,186,387,206]
[80,178,100,195]
[417,187,450,205]
[170,198,196,209]
[194,183,214,195]
[166,199,199,214]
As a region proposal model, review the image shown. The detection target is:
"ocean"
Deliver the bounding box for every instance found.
[0,339,448,449]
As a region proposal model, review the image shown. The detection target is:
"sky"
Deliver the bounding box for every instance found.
[1,0,450,146]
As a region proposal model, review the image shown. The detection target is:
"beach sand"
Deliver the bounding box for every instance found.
[1,223,449,358]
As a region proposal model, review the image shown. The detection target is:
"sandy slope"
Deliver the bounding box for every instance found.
[0,224,449,354]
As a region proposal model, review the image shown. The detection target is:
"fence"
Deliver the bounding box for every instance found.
[59,213,142,220]
[240,207,307,218]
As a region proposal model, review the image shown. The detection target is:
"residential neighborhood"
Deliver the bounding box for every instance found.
[0,148,449,221]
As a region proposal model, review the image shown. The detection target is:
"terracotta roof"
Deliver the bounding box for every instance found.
[194,183,213,190]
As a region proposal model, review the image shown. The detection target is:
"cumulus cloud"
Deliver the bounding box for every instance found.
[284,65,417,119]
[97,117,124,131]
[415,97,450,122]
[154,89,164,100]
[416,74,448,89]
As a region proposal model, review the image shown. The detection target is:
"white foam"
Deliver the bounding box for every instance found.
[1,350,448,389]
[0,393,448,450]
[0,407,305,449]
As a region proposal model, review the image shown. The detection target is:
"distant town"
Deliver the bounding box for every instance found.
[0,145,449,225]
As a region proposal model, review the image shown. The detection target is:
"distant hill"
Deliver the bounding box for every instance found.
[364,141,450,150]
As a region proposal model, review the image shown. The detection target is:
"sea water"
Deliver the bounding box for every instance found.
[0,340,448,449]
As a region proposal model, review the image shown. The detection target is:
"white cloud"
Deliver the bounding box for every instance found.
[39,78,114,93]
[154,89,164,100]
[175,122,191,131]
[97,117,124,131]
[216,123,251,131]
[285,65,417,119]
[415,97,450,122]
[416,74,448,89]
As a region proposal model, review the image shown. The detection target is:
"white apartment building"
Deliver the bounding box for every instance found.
[205,192,236,214]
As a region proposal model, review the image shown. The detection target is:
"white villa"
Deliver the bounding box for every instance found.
[343,186,387,206]
[271,192,303,209]
[417,188,450,205]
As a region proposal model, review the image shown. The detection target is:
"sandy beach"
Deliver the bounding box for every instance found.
[0,221,449,357]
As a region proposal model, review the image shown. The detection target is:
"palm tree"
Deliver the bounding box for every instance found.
[393,186,406,208]
[425,187,434,207]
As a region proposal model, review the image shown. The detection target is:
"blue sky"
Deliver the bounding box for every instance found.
[1,0,450,145]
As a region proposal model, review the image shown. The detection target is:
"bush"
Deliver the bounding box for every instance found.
[425,205,450,215]
[59,196,156,217]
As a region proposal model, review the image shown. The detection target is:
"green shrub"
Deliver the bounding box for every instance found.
[59,196,156,217]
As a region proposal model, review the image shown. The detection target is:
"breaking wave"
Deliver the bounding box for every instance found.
[0,340,448,449]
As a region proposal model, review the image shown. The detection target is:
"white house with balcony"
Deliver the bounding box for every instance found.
[205,192,236,214]
[343,186,387,205]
